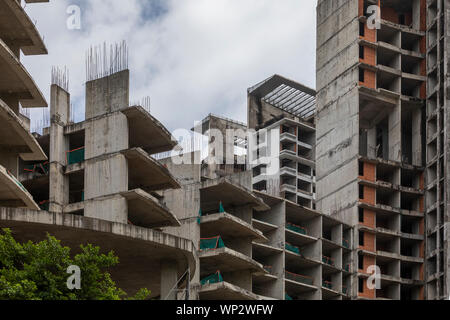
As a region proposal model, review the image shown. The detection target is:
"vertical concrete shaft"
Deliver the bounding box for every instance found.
[49,85,70,212]
[160,260,179,300]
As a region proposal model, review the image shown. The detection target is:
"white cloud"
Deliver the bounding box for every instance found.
[23,0,316,132]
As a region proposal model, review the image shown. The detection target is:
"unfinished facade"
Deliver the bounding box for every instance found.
[425,0,450,300]
[193,114,247,180]
[0,4,196,297]
[317,0,427,299]
[0,0,48,211]
[248,75,317,209]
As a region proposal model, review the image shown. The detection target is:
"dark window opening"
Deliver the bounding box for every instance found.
[359,68,365,82]
[359,161,364,176]
[359,208,364,223]
[359,185,365,199]
[358,254,364,270]
[359,22,365,36]
[358,278,364,293]
[359,231,365,246]
[360,46,365,59]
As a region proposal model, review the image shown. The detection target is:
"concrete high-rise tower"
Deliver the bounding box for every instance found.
[316,0,427,299]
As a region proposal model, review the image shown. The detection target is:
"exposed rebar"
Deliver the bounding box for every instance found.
[86,41,128,82]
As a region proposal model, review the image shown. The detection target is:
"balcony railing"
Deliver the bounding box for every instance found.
[66,147,85,165]
[200,236,225,251]
[285,242,301,255]
[24,161,49,175]
[285,271,314,286]
[322,280,333,290]
[322,255,335,266]
[286,222,307,235]
[200,271,223,286]
[342,239,350,249]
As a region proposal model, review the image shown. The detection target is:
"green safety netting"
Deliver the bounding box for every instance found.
[24,162,49,175]
[342,239,350,249]
[285,293,293,301]
[285,271,313,285]
[285,243,300,255]
[39,200,49,211]
[200,271,223,285]
[197,209,202,225]
[323,281,333,290]
[286,223,307,235]
[322,255,334,266]
[219,202,225,213]
[342,286,348,295]
[67,147,85,165]
[200,236,225,251]
[343,264,350,272]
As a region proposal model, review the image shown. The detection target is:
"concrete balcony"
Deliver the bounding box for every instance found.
[279,166,297,177]
[285,226,317,246]
[121,188,180,228]
[280,132,297,143]
[252,218,278,234]
[0,164,39,209]
[279,149,315,168]
[122,148,181,192]
[0,98,46,161]
[0,0,47,55]
[0,207,196,299]
[198,281,259,300]
[200,212,267,243]
[285,274,317,295]
[0,38,47,108]
[121,106,177,155]
[200,178,269,213]
[280,183,296,194]
[198,247,265,275]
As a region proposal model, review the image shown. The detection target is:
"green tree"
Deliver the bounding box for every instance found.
[0,228,150,300]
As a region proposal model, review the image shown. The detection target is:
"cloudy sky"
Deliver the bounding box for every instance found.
[23,0,316,132]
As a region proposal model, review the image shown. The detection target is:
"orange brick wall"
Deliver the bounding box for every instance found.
[360,162,376,182]
[360,46,376,66]
[360,255,376,273]
[420,0,426,31]
[360,209,376,229]
[359,70,376,89]
[361,24,376,43]
[381,7,398,24]
[361,186,376,205]
[358,255,376,298]
[360,231,375,252]
[358,0,364,17]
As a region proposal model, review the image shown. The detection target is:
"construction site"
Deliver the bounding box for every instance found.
[0,0,449,300]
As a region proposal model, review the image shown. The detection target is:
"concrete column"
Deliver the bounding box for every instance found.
[160,260,178,300]
[49,85,70,213]
[412,108,422,166]
[85,70,129,120]
[389,106,402,162]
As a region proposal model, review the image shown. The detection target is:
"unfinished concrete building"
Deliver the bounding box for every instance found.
[425,0,450,300]
[0,8,196,297]
[317,0,427,299]
[248,75,317,209]
[193,114,247,180]
[0,0,48,211]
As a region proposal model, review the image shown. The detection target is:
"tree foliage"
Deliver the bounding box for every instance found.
[0,228,150,300]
